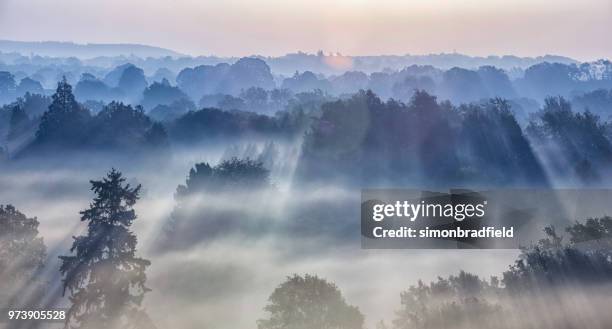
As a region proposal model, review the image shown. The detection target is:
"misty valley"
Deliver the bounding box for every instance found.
[1,47,612,329]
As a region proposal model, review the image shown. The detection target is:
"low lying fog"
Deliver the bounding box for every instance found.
[0,144,519,329]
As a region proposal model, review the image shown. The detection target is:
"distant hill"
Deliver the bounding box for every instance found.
[0,40,185,58]
[264,52,579,75]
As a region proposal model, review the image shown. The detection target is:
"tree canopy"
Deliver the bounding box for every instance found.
[258,274,365,329]
[59,169,152,329]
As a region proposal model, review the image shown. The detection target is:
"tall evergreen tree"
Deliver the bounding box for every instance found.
[59,169,153,329]
[35,77,90,148]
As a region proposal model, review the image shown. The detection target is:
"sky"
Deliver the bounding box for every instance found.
[0,0,611,61]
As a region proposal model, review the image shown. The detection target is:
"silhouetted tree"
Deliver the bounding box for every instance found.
[16,77,44,96]
[161,158,272,248]
[177,157,269,196]
[240,86,269,112]
[502,219,612,293]
[88,102,153,150]
[0,205,46,307]
[59,169,153,329]
[394,271,501,329]
[458,98,546,184]
[18,92,52,118]
[74,73,118,103]
[141,79,189,110]
[144,122,170,149]
[0,71,16,103]
[527,97,612,182]
[258,274,364,329]
[34,78,91,149]
[117,65,147,103]
[8,105,30,140]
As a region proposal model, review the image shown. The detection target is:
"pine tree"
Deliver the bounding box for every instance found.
[59,169,153,329]
[35,77,90,148]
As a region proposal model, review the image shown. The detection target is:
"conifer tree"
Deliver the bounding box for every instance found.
[35,77,90,148]
[59,169,153,329]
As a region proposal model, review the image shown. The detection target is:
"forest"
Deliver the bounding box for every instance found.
[1,49,612,329]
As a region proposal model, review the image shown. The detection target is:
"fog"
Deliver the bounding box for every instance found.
[0,146,518,329]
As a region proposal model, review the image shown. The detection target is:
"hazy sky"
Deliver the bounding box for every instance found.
[0,0,611,60]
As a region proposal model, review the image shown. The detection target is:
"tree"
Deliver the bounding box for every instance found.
[18,92,52,117]
[59,169,153,329]
[240,86,269,112]
[88,102,152,150]
[16,77,44,96]
[160,158,272,249]
[176,157,270,197]
[258,274,364,329]
[0,205,47,307]
[34,77,91,149]
[502,219,612,293]
[394,272,501,329]
[141,79,190,110]
[117,65,147,103]
[144,122,170,149]
[0,71,16,103]
[8,104,30,140]
[526,97,612,182]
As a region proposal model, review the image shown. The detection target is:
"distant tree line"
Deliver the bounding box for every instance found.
[3,76,612,187]
[297,90,612,186]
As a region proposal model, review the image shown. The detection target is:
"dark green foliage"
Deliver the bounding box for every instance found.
[141,79,189,110]
[527,96,612,182]
[148,98,195,122]
[299,90,543,185]
[34,77,91,149]
[458,98,546,184]
[502,219,612,293]
[24,80,168,154]
[18,92,52,118]
[88,102,152,150]
[144,122,170,149]
[258,274,364,329]
[16,77,44,96]
[169,107,301,143]
[177,158,269,197]
[8,105,30,140]
[0,205,47,307]
[59,169,152,329]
